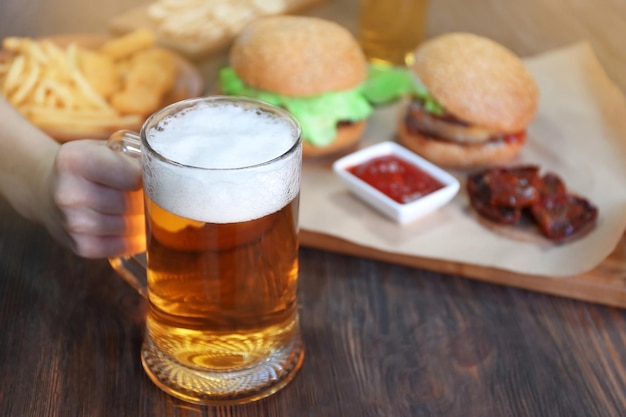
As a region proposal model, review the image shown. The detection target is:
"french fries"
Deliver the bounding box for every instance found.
[99,28,156,60]
[0,30,179,138]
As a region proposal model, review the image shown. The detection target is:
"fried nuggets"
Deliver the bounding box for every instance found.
[110,47,177,116]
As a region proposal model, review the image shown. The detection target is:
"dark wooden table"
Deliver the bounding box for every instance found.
[2,0,626,416]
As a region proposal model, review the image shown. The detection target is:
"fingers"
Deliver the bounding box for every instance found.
[43,206,146,259]
[54,176,144,216]
[49,139,147,258]
[71,231,146,259]
[62,206,145,236]
[55,139,142,191]
[57,188,146,258]
[54,195,145,258]
[60,201,146,258]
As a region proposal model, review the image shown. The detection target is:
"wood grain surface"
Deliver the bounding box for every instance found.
[1,0,626,416]
[2,198,626,416]
[301,228,626,308]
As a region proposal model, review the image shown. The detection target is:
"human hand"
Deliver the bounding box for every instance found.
[43,139,146,258]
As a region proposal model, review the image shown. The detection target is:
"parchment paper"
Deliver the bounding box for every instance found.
[300,43,626,277]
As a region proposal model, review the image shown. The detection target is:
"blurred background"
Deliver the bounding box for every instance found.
[1,0,626,91]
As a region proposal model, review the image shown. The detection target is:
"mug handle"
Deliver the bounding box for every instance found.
[107,130,148,298]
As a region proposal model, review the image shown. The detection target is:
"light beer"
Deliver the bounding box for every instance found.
[145,197,300,370]
[139,99,303,404]
[358,0,429,66]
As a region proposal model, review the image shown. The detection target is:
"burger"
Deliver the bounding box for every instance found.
[397,32,539,168]
[218,15,373,158]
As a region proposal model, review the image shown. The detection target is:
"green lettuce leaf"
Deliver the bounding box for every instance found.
[361,63,445,115]
[361,64,414,104]
[219,67,373,146]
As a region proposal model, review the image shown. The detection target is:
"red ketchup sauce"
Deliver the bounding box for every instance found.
[347,154,445,204]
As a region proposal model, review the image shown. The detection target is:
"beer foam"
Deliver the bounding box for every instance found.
[144,100,301,223]
[148,101,297,169]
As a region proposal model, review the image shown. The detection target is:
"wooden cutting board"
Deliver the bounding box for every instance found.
[109,0,329,60]
[300,229,626,308]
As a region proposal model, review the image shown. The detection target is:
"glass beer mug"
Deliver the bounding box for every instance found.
[107,96,304,405]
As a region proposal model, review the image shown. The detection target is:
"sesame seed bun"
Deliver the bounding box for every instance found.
[226,15,370,158]
[411,32,539,132]
[399,32,538,168]
[230,16,367,97]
